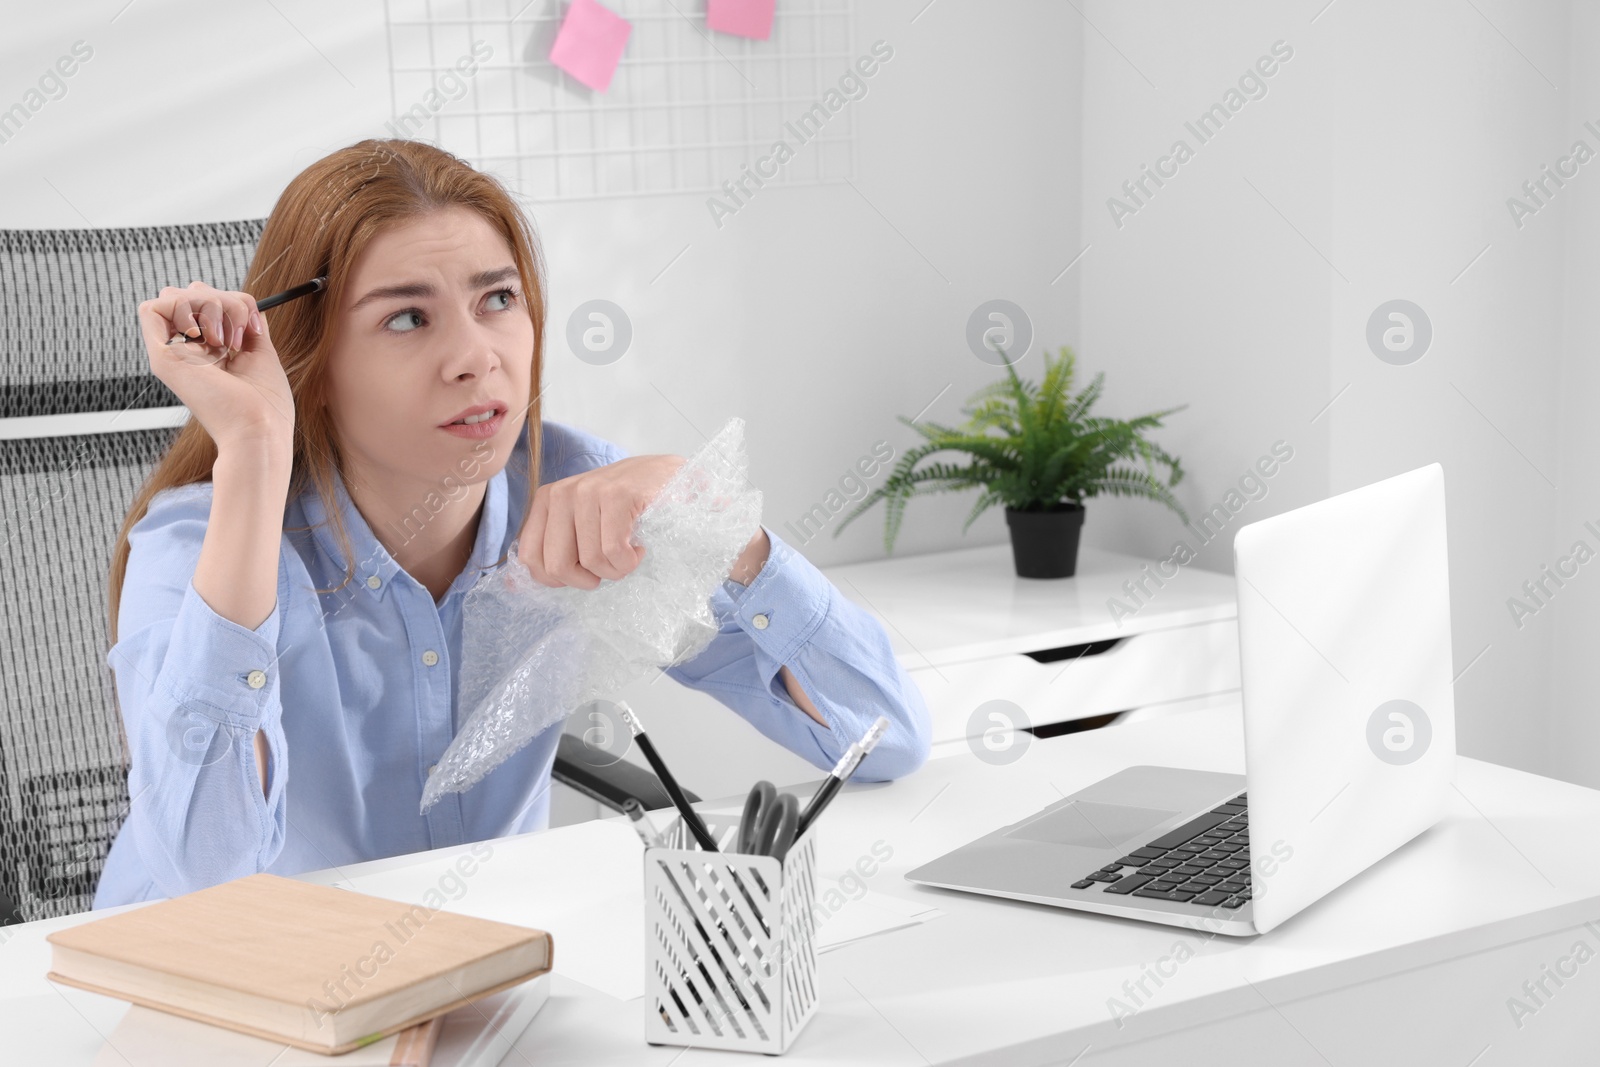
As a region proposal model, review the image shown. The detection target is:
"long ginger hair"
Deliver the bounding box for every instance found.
[106,139,547,645]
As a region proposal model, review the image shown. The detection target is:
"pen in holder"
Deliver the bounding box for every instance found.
[643,810,819,1055]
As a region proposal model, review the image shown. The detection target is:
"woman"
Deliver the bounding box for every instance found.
[93,138,931,909]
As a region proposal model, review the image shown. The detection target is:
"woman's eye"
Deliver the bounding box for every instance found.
[381,288,519,333]
[384,309,425,333]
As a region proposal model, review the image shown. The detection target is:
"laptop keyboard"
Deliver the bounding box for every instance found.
[1070,792,1252,910]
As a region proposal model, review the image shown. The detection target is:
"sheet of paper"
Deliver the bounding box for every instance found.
[549,0,632,92]
[707,0,776,40]
[812,876,944,954]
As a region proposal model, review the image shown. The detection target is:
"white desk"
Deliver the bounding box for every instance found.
[4,700,1596,1064]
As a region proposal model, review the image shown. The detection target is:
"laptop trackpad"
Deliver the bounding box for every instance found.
[1003,801,1181,850]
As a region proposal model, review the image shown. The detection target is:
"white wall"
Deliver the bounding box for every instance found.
[1324,0,1569,783]
[0,0,1081,570]
[1079,0,1573,781]
[1077,1,1333,573]
[1551,3,1600,790]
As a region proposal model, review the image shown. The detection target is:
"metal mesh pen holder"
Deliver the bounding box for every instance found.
[644,811,819,1055]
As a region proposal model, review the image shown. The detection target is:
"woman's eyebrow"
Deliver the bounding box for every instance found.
[349,265,519,312]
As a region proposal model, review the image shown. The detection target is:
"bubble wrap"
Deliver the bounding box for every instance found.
[419,416,763,812]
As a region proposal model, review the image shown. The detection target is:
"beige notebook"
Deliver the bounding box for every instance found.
[46,872,554,1054]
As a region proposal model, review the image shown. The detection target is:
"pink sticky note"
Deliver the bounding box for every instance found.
[549,0,632,92]
[707,0,775,41]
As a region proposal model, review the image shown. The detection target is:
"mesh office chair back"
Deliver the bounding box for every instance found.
[0,219,265,921]
[0,218,683,925]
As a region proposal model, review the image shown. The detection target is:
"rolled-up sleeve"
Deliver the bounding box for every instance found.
[665,525,933,782]
[102,486,289,901]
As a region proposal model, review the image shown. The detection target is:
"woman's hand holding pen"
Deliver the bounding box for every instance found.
[138,281,291,451]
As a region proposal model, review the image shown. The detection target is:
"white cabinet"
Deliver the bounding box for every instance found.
[909,618,1240,756]
[550,543,1239,824]
[821,543,1239,760]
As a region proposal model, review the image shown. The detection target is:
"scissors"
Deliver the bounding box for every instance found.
[737,780,799,860]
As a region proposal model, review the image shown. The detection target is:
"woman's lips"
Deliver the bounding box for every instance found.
[439,410,506,439]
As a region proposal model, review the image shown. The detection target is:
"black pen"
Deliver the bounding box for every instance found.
[255,275,328,310]
[618,701,774,938]
[796,715,890,837]
[617,702,720,853]
[629,794,761,1012]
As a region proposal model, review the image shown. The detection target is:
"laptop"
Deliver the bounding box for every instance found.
[904,464,1457,935]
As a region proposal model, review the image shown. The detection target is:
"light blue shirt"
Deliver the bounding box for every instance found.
[93,418,932,909]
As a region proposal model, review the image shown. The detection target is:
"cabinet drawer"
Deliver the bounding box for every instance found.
[907,618,1240,745]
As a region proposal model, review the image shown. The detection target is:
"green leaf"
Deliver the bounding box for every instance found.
[847,342,1187,547]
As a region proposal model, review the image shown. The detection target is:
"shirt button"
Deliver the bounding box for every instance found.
[366,575,382,589]
[752,613,769,630]
[422,650,440,666]
[245,670,267,689]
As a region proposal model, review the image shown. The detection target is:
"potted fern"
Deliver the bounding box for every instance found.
[834,344,1188,578]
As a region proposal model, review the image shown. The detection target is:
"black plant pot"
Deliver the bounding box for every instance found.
[1004,502,1086,579]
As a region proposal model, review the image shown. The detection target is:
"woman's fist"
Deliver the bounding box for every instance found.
[517,454,686,588]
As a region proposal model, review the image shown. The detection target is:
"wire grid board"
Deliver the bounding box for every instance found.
[382,0,858,201]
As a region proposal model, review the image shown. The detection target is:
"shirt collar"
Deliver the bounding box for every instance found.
[301,461,509,604]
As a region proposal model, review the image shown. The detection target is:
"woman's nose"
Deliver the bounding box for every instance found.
[442,320,500,379]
